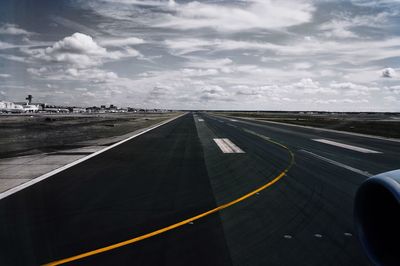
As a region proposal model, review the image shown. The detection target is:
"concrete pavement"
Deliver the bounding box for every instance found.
[1,112,399,265]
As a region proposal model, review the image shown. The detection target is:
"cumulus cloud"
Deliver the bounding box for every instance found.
[381,67,396,78]
[0,74,11,78]
[46,33,107,55]
[284,78,338,95]
[28,33,140,68]
[31,33,108,67]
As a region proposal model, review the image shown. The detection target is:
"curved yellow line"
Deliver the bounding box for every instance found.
[44,135,294,266]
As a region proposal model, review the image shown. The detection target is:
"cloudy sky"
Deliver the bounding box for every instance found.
[0,0,399,111]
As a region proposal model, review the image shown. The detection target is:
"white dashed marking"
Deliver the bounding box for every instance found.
[213,138,245,153]
[312,139,382,154]
[299,149,372,177]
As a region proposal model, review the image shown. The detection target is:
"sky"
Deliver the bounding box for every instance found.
[0,0,399,111]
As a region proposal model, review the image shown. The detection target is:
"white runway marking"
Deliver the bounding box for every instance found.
[299,149,372,177]
[230,119,238,122]
[214,138,245,153]
[312,139,382,154]
[198,119,204,122]
[227,123,238,128]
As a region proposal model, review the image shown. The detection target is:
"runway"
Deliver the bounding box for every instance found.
[1,112,399,265]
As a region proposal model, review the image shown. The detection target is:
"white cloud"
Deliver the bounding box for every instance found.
[384,96,397,102]
[200,85,233,102]
[181,68,219,77]
[164,38,213,55]
[292,62,313,70]
[285,78,339,95]
[319,12,390,39]
[330,82,380,96]
[46,32,106,55]
[99,37,145,47]
[0,41,14,50]
[0,74,11,78]
[33,33,108,67]
[75,88,88,91]
[387,85,400,94]
[165,37,400,67]
[382,67,396,78]
[313,98,369,104]
[83,92,96,97]
[351,0,400,7]
[158,0,314,32]
[28,32,140,68]
[320,20,358,39]
[0,24,31,35]
[28,67,119,83]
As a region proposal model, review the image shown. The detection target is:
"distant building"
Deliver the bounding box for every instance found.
[23,104,40,113]
[69,107,86,113]
[86,106,101,113]
[0,101,24,113]
[42,104,69,113]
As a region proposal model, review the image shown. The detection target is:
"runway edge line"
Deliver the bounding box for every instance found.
[0,113,187,201]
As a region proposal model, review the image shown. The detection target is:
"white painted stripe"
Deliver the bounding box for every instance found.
[214,139,233,153]
[299,149,372,177]
[226,123,237,128]
[312,139,382,154]
[0,113,186,200]
[213,138,245,153]
[222,139,245,153]
[230,119,238,122]
[198,119,204,122]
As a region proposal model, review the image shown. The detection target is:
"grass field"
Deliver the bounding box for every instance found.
[216,111,400,139]
[0,112,179,158]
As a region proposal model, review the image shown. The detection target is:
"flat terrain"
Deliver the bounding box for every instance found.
[217,111,400,139]
[0,113,178,158]
[1,112,399,265]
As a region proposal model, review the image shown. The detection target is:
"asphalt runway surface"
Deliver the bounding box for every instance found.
[1,113,399,265]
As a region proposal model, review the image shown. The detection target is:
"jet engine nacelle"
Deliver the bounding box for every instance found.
[354,170,400,266]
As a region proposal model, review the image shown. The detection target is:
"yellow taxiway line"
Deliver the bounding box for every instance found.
[44,129,294,266]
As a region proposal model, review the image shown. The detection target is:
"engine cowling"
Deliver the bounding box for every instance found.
[354,170,400,266]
